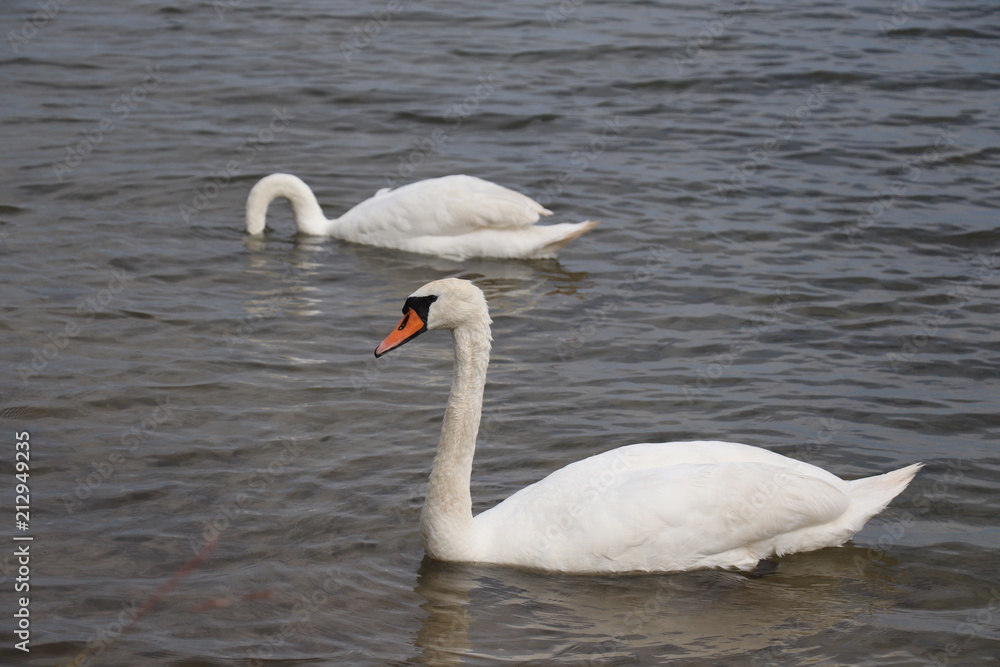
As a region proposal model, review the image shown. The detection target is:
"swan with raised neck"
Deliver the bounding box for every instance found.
[374,278,922,573]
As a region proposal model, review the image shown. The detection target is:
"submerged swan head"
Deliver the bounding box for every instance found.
[375,279,490,357]
[245,173,329,236]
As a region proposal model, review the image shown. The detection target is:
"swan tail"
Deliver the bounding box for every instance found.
[844,462,922,528]
[532,220,599,258]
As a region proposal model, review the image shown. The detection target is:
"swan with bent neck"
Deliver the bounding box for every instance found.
[374,278,922,574]
[245,173,597,261]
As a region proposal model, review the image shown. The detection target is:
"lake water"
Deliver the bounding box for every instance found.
[2,1,999,665]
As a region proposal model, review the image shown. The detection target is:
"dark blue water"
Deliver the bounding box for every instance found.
[1,1,998,665]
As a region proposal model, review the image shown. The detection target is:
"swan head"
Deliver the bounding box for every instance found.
[375,278,489,357]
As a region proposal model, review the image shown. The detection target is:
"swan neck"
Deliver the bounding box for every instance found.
[422,320,491,560]
[245,175,330,236]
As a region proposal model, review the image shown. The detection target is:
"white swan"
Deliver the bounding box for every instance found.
[245,173,597,261]
[374,278,923,574]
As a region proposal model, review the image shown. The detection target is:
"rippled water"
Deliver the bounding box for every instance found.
[2,1,999,665]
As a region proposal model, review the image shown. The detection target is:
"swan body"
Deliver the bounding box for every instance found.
[375,279,922,574]
[245,173,597,261]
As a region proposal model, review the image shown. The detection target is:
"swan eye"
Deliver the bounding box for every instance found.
[400,294,438,325]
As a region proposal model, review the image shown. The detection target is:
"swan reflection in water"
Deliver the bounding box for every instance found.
[411,547,903,664]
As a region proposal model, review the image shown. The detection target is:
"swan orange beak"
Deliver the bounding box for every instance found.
[375,308,428,357]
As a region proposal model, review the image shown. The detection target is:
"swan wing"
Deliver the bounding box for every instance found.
[338,175,551,239]
[476,452,851,573]
[596,463,850,567]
